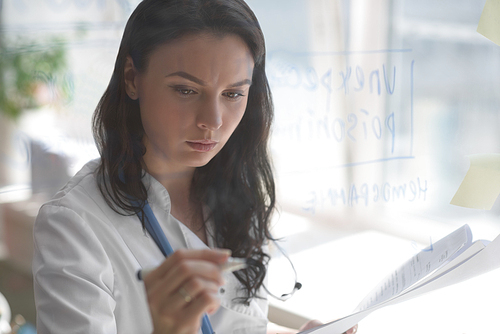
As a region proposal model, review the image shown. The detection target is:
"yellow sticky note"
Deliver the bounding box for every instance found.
[451,154,500,210]
[477,0,500,46]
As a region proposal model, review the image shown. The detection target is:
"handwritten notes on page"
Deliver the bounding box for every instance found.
[353,225,471,312]
[477,0,500,46]
[299,225,500,334]
[451,154,500,210]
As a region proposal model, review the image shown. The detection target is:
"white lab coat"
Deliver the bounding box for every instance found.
[33,159,269,334]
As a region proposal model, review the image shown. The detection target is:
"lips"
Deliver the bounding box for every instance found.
[186,140,219,152]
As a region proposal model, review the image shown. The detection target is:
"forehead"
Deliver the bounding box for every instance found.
[144,33,255,82]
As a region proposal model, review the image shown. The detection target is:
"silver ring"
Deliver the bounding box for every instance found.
[178,287,192,303]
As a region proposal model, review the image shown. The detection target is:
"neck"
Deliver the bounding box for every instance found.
[142,153,206,240]
[147,167,195,210]
[142,151,195,195]
[149,169,194,196]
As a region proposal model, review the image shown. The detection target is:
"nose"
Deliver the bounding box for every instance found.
[197,97,223,131]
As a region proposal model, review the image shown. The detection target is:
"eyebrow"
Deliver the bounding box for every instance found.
[166,71,206,85]
[165,71,252,88]
[228,79,252,88]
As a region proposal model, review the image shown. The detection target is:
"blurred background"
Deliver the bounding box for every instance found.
[1,0,500,332]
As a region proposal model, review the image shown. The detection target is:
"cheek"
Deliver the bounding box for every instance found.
[229,98,249,125]
[224,106,247,136]
[140,99,190,133]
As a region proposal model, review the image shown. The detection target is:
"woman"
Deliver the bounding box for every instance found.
[33,0,326,333]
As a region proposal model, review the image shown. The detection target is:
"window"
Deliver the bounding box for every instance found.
[246,0,500,244]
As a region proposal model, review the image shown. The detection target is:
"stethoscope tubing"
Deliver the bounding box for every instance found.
[133,197,300,332]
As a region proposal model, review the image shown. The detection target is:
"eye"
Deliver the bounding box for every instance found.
[223,91,245,100]
[172,86,198,97]
[177,88,197,95]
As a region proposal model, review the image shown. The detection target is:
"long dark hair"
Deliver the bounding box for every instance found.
[92,0,275,303]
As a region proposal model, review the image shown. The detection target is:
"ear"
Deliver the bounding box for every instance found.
[124,56,139,100]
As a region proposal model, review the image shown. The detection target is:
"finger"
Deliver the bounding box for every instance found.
[145,252,228,316]
[145,248,231,284]
[144,249,229,298]
[344,324,358,334]
[183,289,221,317]
[156,277,220,315]
[183,277,220,297]
[146,277,220,333]
[299,319,323,331]
[156,288,220,329]
[167,258,225,286]
[147,258,225,303]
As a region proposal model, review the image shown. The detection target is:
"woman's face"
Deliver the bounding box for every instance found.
[125,33,254,175]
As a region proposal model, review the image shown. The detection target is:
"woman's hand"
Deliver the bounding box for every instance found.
[298,319,323,331]
[343,324,358,334]
[299,320,358,334]
[268,320,357,334]
[143,248,231,334]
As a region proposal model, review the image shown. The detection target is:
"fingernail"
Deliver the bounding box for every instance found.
[217,249,232,256]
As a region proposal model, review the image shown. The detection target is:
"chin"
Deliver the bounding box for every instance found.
[186,155,216,168]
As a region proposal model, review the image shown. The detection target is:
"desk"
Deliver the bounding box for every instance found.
[0,185,32,261]
[268,229,500,333]
[0,260,36,325]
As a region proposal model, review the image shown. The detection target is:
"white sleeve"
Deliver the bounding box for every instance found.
[33,204,117,334]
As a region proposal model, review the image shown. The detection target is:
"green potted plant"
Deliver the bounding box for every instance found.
[0,36,69,188]
[0,37,68,120]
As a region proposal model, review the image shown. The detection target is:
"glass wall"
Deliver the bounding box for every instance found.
[1,0,500,330]
[246,0,500,244]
